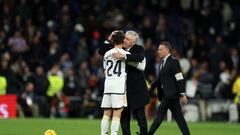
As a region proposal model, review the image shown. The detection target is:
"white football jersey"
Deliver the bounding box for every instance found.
[103,48,130,94]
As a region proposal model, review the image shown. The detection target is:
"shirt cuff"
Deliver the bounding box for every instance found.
[124,54,127,60]
[104,40,110,44]
[180,93,186,96]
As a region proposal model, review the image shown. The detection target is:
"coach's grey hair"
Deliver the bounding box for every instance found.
[125,30,139,44]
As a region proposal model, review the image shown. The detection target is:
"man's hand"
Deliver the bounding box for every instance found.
[112,51,125,60]
[180,95,188,105]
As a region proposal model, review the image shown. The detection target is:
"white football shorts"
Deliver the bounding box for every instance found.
[101,93,127,108]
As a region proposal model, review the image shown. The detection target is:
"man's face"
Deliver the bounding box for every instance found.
[158,44,169,58]
[123,35,134,49]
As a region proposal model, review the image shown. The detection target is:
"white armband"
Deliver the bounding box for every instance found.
[175,73,184,81]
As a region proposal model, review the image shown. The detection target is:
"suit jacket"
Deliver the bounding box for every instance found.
[125,45,150,109]
[98,42,150,109]
[151,55,185,101]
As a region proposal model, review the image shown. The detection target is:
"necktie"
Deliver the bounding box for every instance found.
[160,60,164,70]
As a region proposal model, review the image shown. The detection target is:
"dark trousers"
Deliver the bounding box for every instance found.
[121,106,148,135]
[148,99,190,135]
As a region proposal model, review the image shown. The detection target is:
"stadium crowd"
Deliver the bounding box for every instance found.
[0,0,240,121]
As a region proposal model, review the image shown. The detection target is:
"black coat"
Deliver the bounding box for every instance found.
[98,41,114,56]
[98,42,150,109]
[125,45,150,109]
[151,55,185,101]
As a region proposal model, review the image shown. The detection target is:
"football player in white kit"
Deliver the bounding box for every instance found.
[100,31,129,135]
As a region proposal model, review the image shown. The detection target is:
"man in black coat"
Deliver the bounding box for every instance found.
[99,30,150,135]
[148,41,190,135]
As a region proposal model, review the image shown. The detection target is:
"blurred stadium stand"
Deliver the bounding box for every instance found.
[0,0,240,122]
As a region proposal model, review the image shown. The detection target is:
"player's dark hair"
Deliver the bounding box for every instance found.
[159,41,172,51]
[111,31,124,45]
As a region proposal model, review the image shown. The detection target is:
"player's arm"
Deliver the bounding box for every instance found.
[112,45,144,62]
[127,57,146,71]
[126,46,145,71]
[122,50,145,71]
[112,46,145,70]
[125,45,144,62]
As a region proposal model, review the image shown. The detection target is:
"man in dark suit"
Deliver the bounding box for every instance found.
[99,30,150,135]
[148,41,190,135]
[113,30,149,135]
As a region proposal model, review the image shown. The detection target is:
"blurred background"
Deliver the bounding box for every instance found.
[0,0,240,123]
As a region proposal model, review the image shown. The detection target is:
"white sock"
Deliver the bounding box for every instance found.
[110,117,120,135]
[101,115,110,135]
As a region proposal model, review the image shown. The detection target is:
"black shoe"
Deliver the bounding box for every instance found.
[147,132,153,135]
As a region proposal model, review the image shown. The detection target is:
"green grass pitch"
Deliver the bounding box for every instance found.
[0,119,240,135]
